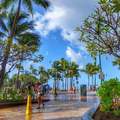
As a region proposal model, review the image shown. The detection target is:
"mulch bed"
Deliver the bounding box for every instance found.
[93,107,120,120]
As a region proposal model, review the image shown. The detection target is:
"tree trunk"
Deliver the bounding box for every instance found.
[65,78,68,91]
[16,67,21,89]
[94,75,96,90]
[62,79,64,90]
[92,75,94,91]
[0,38,12,88]
[70,78,73,90]
[54,79,57,96]
[64,78,66,91]
[88,75,90,91]
[67,78,69,91]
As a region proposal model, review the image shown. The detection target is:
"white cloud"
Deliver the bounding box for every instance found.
[34,0,97,66]
[34,0,97,45]
[66,46,81,63]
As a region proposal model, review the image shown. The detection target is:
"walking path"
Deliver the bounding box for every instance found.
[0,92,99,120]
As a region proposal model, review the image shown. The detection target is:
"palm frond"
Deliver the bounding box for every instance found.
[15,21,34,35]
[23,0,33,14]
[0,31,7,38]
[33,0,50,8]
[17,13,29,23]
[0,0,15,9]
[113,58,120,67]
[16,32,40,47]
[0,18,8,32]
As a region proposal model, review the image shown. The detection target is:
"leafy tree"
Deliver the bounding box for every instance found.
[97,78,120,114]
[100,0,120,12]
[30,65,49,84]
[77,0,120,59]
[0,11,40,87]
[11,73,38,87]
[0,0,49,88]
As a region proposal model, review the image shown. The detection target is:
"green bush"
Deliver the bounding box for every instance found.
[0,87,24,101]
[97,78,120,114]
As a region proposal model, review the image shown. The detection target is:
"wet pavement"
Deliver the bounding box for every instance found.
[0,92,99,120]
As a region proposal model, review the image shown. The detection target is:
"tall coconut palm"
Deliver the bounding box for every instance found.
[80,65,90,90]
[81,63,99,90]
[0,0,49,88]
[113,58,120,69]
[16,63,24,89]
[38,66,49,84]
[68,62,80,90]
[30,65,38,76]
[0,11,40,87]
[48,67,61,96]
[86,63,99,90]
[59,58,69,90]
[49,60,62,96]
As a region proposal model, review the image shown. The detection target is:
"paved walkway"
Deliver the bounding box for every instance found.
[0,92,99,120]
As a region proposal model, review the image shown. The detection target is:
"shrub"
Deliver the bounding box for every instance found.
[97,78,120,114]
[0,87,24,101]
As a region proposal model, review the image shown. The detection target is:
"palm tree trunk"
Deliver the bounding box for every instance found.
[11,0,22,37]
[54,79,57,96]
[0,38,12,88]
[94,75,96,90]
[62,79,64,90]
[16,67,21,89]
[64,78,66,91]
[92,75,94,91]
[70,77,73,90]
[65,78,67,91]
[88,74,90,91]
[67,78,69,91]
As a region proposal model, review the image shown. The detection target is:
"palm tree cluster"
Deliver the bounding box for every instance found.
[48,58,80,95]
[30,65,49,84]
[81,63,100,90]
[3,57,80,97]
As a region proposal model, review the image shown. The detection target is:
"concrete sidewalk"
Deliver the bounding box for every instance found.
[0,92,99,120]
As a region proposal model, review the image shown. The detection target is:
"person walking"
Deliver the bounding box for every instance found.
[34,82,44,109]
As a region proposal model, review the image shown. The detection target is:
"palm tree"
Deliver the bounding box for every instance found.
[81,63,99,90]
[38,66,49,84]
[80,65,90,90]
[0,0,49,88]
[16,63,24,89]
[113,58,120,69]
[48,68,61,96]
[30,65,38,76]
[68,62,80,91]
[0,11,40,87]
[59,58,69,90]
[49,60,62,96]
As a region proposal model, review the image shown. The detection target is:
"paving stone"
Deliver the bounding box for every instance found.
[0,92,99,120]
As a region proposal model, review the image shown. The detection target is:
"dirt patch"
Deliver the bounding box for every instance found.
[93,107,120,120]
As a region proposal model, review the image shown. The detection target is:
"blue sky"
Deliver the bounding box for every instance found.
[22,0,120,86]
